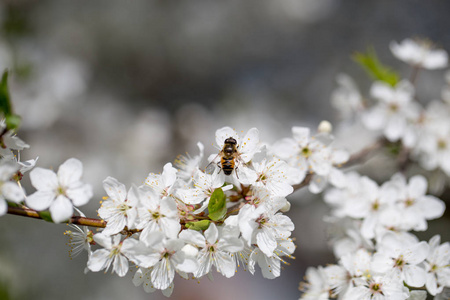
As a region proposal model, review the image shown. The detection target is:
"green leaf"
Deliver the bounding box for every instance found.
[5,114,21,131]
[38,211,54,223]
[208,188,227,221]
[0,70,13,116]
[185,220,211,231]
[353,47,399,86]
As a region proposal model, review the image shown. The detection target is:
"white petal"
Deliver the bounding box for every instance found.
[239,128,259,158]
[175,255,198,274]
[2,181,24,202]
[370,81,394,101]
[67,184,93,206]
[256,229,277,257]
[271,138,298,160]
[331,149,350,164]
[87,249,110,272]
[93,233,113,249]
[205,223,218,244]
[26,190,55,211]
[328,168,346,188]
[308,175,328,194]
[417,196,445,219]
[408,291,427,300]
[407,175,427,199]
[371,253,392,273]
[362,106,386,130]
[384,115,406,141]
[159,218,181,239]
[407,241,429,265]
[57,158,83,187]
[179,229,206,247]
[214,251,236,278]
[0,198,6,216]
[259,254,280,279]
[218,237,244,253]
[423,49,448,69]
[50,195,73,223]
[30,168,58,191]
[102,176,127,202]
[291,127,310,146]
[404,264,426,287]
[215,127,238,148]
[113,254,129,277]
[309,151,332,176]
[162,163,177,188]
[122,239,160,268]
[235,166,257,185]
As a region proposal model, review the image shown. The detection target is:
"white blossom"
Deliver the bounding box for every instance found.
[390,38,448,69]
[135,186,180,240]
[179,223,243,278]
[362,80,421,142]
[26,158,93,223]
[424,235,450,296]
[372,232,429,287]
[98,177,139,235]
[0,162,24,216]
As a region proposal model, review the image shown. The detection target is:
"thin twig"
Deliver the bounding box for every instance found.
[293,138,387,192]
[7,206,106,228]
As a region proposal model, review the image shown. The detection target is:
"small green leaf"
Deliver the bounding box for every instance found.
[0,70,13,116]
[38,211,54,223]
[353,47,399,86]
[185,220,211,231]
[5,114,21,131]
[208,188,227,221]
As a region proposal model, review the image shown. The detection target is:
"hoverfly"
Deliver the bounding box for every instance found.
[206,137,241,177]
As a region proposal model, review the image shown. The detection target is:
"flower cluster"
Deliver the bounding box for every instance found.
[81,127,297,296]
[300,38,450,300]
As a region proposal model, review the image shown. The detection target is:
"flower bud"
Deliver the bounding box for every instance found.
[280,201,291,213]
[318,120,332,134]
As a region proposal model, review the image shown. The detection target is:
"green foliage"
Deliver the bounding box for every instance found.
[208,188,227,221]
[353,47,399,87]
[0,71,13,116]
[0,70,21,131]
[0,281,12,300]
[185,220,211,231]
[38,211,54,223]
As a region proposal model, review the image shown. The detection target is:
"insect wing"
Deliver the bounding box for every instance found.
[205,152,221,174]
[235,162,258,184]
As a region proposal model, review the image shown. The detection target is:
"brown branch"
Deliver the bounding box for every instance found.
[7,206,106,228]
[293,138,387,192]
[345,138,387,167]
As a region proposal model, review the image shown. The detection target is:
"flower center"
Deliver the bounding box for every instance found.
[369,282,383,295]
[109,244,122,258]
[389,103,399,113]
[405,198,415,207]
[118,203,130,215]
[56,186,66,196]
[301,147,312,158]
[207,244,217,253]
[256,215,267,228]
[371,200,380,211]
[258,173,267,183]
[394,255,406,270]
[437,139,447,150]
[152,211,161,220]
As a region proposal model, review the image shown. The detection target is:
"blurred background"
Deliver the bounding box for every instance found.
[1,0,450,299]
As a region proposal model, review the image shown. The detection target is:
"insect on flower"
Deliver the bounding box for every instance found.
[206,137,242,177]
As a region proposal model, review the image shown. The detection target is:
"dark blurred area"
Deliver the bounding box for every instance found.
[0,1,449,299]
